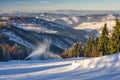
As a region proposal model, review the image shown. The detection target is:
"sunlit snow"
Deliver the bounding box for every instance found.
[0,53,120,80]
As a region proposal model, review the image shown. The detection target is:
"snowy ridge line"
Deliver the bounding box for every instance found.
[2,31,35,49]
[53,40,69,50]
[51,16,79,25]
[12,23,58,34]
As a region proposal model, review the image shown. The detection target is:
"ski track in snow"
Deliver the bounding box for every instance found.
[0,53,120,80]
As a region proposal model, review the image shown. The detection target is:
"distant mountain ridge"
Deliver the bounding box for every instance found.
[0,13,119,60]
[0,16,88,60]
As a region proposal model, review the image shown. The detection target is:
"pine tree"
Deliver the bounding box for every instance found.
[61,42,83,58]
[110,19,120,54]
[0,44,12,61]
[94,38,99,52]
[85,37,100,57]
[91,38,100,57]
[98,23,109,56]
[74,42,83,57]
[84,37,92,57]
[0,46,3,61]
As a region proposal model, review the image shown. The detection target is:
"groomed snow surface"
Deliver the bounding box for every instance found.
[0,53,120,80]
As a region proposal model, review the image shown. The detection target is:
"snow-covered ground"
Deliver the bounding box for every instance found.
[0,53,120,80]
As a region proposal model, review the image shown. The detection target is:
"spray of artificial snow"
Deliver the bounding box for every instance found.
[25,40,62,60]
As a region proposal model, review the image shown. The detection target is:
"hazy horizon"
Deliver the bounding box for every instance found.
[0,0,120,13]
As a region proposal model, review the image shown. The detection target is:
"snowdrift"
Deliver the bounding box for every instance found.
[0,53,120,80]
[72,53,120,70]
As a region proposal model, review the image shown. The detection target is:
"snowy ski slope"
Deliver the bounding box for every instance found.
[0,53,120,80]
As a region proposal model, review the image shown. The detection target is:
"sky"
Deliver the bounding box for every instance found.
[0,0,120,13]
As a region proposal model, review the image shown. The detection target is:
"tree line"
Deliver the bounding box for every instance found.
[61,19,120,58]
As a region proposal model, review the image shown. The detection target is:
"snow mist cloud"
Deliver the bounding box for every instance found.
[25,40,62,60]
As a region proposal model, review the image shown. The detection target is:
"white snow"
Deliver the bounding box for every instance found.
[12,23,58,34]
[61,17,73,24]
[71,17,79,23]
[84,35,89,39]
[75,20,116,34]
[102,14,116,21]
[53,17,79,25]
[0,53,120,80]
[53,40,69,50]
[87,16,93,20]
[65,38,74,44]
[2,31,34,49]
